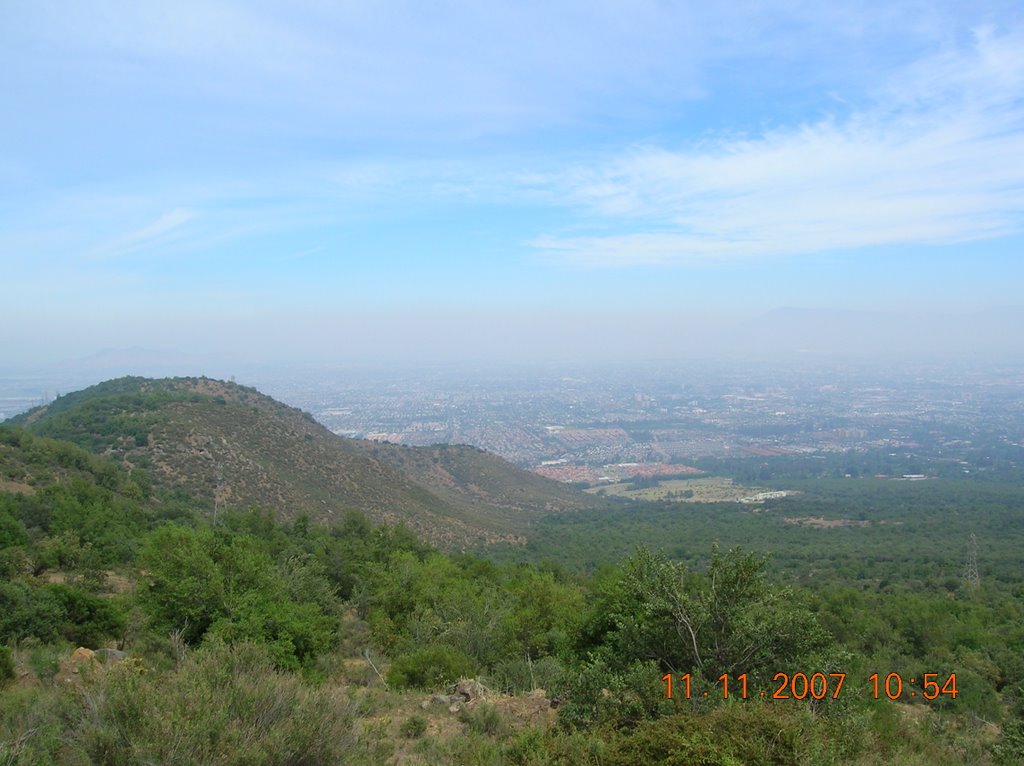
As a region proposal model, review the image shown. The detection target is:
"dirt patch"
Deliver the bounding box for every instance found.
[104,572,135,595]
[349,683,557,764]
[784,516,870,528]
[895,702,930,723]
[40,570,135,595]
[492,690,556,730]
[0,479,35,495]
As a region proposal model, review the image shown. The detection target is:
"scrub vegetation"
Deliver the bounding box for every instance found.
[2,383,1023,765]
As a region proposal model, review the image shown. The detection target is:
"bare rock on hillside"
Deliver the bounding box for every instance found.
[449,678,488,702]
[55,647,100,687]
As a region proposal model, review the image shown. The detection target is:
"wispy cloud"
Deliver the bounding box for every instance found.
[10,2,943,140]
[534,25,1024,266]
[90,208,197,260]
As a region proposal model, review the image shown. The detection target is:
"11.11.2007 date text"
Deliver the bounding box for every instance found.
[662,672,959,701]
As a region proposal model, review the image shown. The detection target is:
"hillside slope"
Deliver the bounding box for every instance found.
[9,377,591,547]
[0,423,149,504]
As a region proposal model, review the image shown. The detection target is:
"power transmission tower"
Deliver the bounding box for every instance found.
[963,533,980,590]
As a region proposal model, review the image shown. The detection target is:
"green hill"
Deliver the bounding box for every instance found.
[8,376,592,547]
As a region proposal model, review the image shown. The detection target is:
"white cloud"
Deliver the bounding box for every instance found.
[8,1,968,138]
[535,25,1024,266]
[91,208,197,260]
[127,209,195,240]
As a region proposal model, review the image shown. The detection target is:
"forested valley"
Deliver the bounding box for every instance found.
[2,420,1023,765]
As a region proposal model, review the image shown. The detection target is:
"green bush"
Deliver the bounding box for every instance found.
[0,646,13,684]
[400,715,428,739]
[208,595,337,670]
[77,641,353,765]
[387,645,476,689]
[0,581,125,648]
[502,727,547,765]
[44,584,126,648]
[604,706,806,766]
[555,657,669,731]
[24,641,63,682]
[0,582,63,643]
[138,525,226,643]
[139,525,338,668]
[459,703,506,737]
[0,509,28,549]
[0,682,80,765]
[994,717,1024,764]
[487,655,563,694]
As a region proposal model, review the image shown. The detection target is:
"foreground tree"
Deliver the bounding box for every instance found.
[583,545,830,680]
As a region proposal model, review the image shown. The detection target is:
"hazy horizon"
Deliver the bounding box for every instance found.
[3,305,1024,374]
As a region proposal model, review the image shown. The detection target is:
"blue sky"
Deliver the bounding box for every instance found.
[2,1,1023,364]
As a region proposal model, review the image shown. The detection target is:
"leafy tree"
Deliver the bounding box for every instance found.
[555,656,668,730]
[0,581,63,643]
[500,567,582,659]
[583,545,830,681]
[138,526,226,643]
[138,522,339,667]
[387,644,476,689]
[0,509,27,550]
[43,584,126,647]
[208,593,335,670]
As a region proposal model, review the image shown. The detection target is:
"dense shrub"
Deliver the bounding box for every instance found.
[487,655,563,694]
[0,582,63,643]
[993,718,1024,764]
[77,641,353,766]
[0,581,123,647]
[459,703,507,737]
[0,647,13,684]
[604,706,807,766]
[44,584,126,648]
[387,645,476,689]
[555,657,669,731]
[0,509,27,550]
[208,596,336,670]
[138,526,338,668]
[400,714,428,738]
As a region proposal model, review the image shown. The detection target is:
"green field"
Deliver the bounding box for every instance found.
[585,476,795,504]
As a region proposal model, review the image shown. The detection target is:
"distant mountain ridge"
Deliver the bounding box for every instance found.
[8,376,592,548]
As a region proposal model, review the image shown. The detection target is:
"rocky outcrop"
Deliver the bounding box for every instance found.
[424,678,491,711]
[54,647,100,687]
